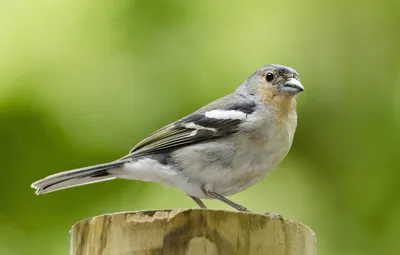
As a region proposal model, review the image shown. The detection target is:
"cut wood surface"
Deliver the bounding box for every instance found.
[70,209,316,255]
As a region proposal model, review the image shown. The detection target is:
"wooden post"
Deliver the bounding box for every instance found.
[70,209,316,255]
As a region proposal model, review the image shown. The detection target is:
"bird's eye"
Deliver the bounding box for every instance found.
[266,72,274,82]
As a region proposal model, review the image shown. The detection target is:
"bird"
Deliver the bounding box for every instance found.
[31,64,304,212]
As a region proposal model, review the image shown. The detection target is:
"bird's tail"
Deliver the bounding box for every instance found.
[31,161,126,195]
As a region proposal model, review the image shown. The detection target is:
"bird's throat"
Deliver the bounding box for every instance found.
[256,87,297,116]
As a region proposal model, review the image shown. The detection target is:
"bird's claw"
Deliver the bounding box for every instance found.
[263,212,283,219]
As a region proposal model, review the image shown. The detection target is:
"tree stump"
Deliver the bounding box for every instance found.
[70,209,316,255]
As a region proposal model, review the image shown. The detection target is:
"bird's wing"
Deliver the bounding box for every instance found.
[120,94,256,159]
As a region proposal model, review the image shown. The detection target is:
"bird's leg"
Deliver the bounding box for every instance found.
[200,185,251,212]
[188,195,207,208]
[207,191,250,212]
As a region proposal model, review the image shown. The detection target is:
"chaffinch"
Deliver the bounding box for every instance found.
[31,64,304,212]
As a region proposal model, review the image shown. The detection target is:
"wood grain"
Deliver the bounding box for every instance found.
[70,209,316,255]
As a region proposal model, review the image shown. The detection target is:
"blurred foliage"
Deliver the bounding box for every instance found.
[0,0,399,254]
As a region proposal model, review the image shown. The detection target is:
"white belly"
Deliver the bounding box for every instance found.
[171,129,293,198]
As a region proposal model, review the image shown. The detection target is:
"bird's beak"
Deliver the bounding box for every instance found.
[280,78,304,94]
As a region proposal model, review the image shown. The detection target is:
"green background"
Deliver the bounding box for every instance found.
[1,0,399,254]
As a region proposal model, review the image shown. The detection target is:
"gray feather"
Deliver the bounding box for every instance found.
[122,93,256,158]
[31,161,126,194]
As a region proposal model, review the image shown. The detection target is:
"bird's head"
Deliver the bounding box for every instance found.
[242,64,304,105]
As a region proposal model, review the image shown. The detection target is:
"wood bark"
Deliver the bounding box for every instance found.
[71,209,316,255]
